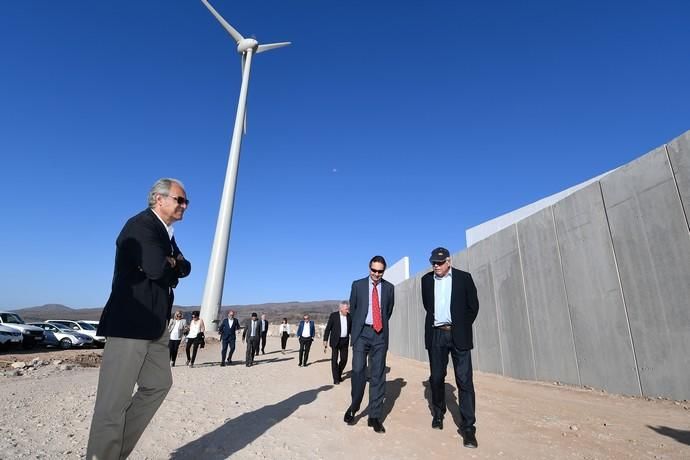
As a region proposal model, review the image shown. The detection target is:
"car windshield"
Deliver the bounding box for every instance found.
[77,322,96,330]
[0,313,23,324]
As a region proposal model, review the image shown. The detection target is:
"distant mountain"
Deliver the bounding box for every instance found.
[9,304,105,322]
[9,300,342,324]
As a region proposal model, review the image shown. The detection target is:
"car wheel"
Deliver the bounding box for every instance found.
[21,338,36,349]
[59,338,73,349]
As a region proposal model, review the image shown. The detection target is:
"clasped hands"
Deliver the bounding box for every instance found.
[166,254,185,268]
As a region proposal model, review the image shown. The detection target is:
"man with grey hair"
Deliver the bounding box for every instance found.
[87,178,191,460]
[323,301,352,385]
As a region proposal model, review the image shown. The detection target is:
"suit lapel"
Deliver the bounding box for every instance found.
[148,209,174,254]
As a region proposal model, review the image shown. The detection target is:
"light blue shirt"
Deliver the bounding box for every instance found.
[434,270,452,326]
[366,277,381,325]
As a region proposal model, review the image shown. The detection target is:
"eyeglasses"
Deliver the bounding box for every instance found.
[370,268,385,274]
[432,260,448,266]
[165,195,189,206]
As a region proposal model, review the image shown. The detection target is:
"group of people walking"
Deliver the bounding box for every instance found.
[168,310,206,368]
[85,178,481,460]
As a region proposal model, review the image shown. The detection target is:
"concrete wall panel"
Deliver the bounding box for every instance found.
[517,208,580,385]
[468,238,502,374]
[390,277,412,358]
[553,183,640,395]
[409,272,427,362]
[601,146,690,400]
[489,225,535,380]
[667,131,690,220]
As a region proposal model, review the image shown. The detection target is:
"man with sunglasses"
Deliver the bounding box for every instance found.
[421,247,479,448]
[87,178,191,460]
[343,255,395,433]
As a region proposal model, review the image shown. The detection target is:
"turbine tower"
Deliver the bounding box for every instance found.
[199,0,290,331]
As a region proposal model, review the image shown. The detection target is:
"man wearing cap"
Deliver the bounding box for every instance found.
[422,247,480,448]
[343,255,395,434]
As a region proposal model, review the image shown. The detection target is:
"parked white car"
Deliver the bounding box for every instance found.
[46,320,106,347]
[29,322,94,349]
[0,312,45,349]
[0,324,23,350]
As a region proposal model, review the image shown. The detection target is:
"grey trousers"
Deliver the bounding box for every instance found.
[86,331,172,460]
[350,326,387,418]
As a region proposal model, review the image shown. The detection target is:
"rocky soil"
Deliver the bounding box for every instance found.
[1,337,689,459]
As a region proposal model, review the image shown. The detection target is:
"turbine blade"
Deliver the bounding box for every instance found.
[241,54,247,134]
[201,0,244,44]
[256,42,291,54]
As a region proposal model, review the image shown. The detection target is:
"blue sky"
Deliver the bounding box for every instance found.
[2,0,689,309]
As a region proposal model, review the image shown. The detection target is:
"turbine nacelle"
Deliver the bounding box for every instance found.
[237,38,258,54]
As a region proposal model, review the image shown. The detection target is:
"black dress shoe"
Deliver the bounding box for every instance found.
[220,362,226,367]
[333,380,340,385]
[368,418,385,433]
[462,431,478,448]
[343,409,355,425]
[431,417,443,430]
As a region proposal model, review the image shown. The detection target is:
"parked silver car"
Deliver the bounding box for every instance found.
[46,320,106,348]
[0,312,45,349]
[0,324,23,350]
[29,322,94,349]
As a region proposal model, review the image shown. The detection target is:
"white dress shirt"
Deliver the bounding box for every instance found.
[434,269,453,326]
[339,314,348,338]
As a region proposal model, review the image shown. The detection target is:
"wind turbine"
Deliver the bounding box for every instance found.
[199,0,290,331]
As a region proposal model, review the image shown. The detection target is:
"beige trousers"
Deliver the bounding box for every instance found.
[86,331,172,460]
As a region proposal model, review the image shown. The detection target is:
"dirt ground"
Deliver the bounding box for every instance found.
[0,337,688,459]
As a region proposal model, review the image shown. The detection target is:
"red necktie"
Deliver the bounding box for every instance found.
[372,282,383,333]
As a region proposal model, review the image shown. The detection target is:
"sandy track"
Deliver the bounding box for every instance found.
[1,337,688,459]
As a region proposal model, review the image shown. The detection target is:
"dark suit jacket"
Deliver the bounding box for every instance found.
[296,320,315,338]
[323,311,352,347]
[242,319,261,342]
[349,277,395,347]
[421,268,479,351]
[260,319,269,336]
[218,317,240,341]
[98,209,191,340]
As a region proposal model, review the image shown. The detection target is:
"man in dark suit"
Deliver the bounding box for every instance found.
[218,310,240,366]
[296,314,315,367]
[260,313,269,354]
[242,312,261,367]
[323,301,352,384]
[87,178,191,460]
[422,247,480,448]
[343,255,395,434]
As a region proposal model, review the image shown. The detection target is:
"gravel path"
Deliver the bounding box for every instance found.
[1,337,688,459]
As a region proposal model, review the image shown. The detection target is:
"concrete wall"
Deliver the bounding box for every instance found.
[389,130,690,400]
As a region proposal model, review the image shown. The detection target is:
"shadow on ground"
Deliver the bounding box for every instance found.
[423,381,463,432]
[647,425,690,446]
[170,385,333,459]
[251,357,294,366]
[356,377,407,423]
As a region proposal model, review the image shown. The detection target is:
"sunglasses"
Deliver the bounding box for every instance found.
[431,260,448,266]
[370,268,385,274]
[166,195,189,206]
